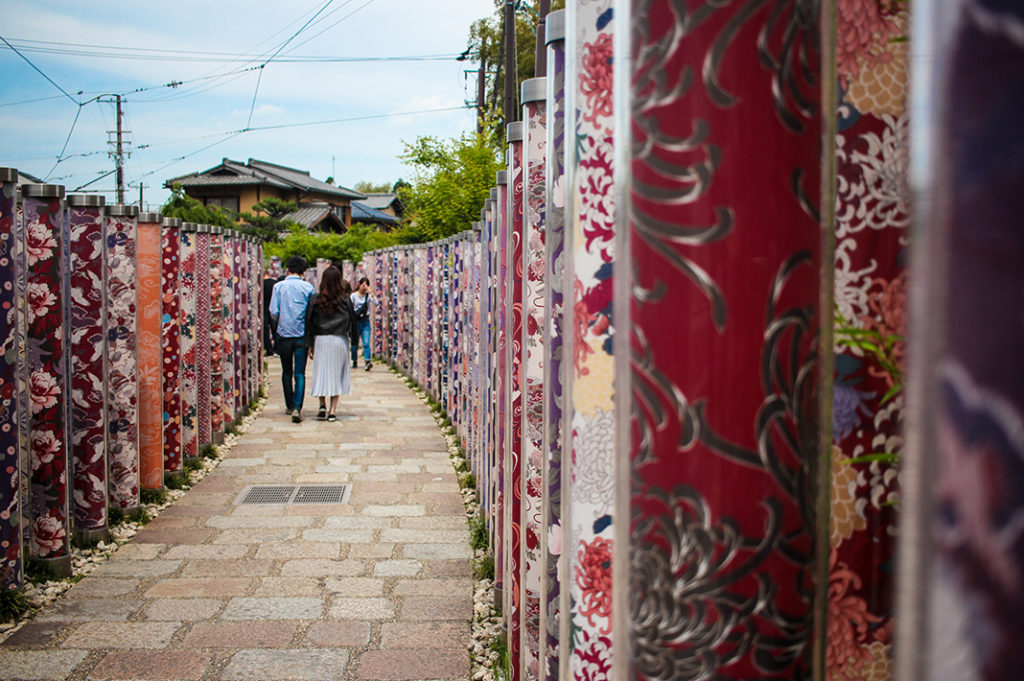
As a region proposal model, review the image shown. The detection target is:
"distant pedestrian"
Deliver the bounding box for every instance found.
[350,276,374,371]
[269,255,315,423]
[306,267,355,422]
[262,268,278,356]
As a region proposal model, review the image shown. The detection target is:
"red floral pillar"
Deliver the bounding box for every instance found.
[67,194,109,543]
[505,120,526,681]
[220,229,234,430]
[896,3,1024,680]
[617,1,823,678]
[209,226,224,442]
[23,183,72,576]
[828,4,909,679]
[232,234,243,418]
[137,212,164,491]
[161,218,183,484]
[521,75,548,681]
[105,204,141,513]
[0,168,22,588]
[179,223,199,460]
[195,224,212,447]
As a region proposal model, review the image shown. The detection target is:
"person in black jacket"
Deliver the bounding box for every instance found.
[305,267,356,421]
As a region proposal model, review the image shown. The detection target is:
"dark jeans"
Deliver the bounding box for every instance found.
[351,318,371,363]
[277,336,308,411]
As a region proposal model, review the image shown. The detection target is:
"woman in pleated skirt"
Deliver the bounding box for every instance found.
[306,267,355,421]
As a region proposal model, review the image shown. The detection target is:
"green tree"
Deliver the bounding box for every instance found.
[237,198,301,242]
[264,223,397,264]
[353,180,394,194]
[161,183,236,228]
[467,0,565,140]
[399,132,501,241]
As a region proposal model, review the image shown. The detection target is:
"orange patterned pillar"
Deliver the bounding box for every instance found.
[137,212,164,491]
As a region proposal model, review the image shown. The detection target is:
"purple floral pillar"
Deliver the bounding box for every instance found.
[561,2,617,676]
[195,225,212,447]
[232,234,243,418]
[22,184,71,576]
[495,169,509,608]
[161,218,183,483]
[521,75,548,681]
[220,229,235,430]
[179,223,199,460]
[67,194,109,543]
[616,1,823,678]
[0,168,22,589]
[209,226,224,442]
[105,204,140,513]
[506,120,526,681]
[540,12,566,680]
[897,3,1024,680]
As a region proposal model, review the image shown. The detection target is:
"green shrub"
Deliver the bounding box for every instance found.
[0,587,31,622]
[141,489,168,506]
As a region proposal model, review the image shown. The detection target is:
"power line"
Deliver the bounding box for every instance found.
[0,33,82,104]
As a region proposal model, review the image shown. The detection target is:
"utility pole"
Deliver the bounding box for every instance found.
[503,0,516,128]
[535,0,550,77]
[477,57,487,134]
[115,94,125,204]
[138,182,146,209]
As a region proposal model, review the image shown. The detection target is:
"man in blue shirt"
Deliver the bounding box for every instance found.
[269,255,315,423]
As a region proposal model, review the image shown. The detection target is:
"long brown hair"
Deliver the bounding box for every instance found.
[315,266,343,311]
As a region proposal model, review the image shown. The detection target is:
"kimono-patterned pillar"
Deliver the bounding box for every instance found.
[343,260,354,288]
[195,224,212,447]
[137,212,164,492]
[179,223,199,460]
[615,1,823,678]
[249,237,261,403]
[67,194,108,544]
[562,4,618,675]
[209,226,224,442]
[0,168,21,588]
[896,3,1024,680]
[233,234,244,417]
[105,204,141,513]
[828,4,909,679]
[495,170,509,607]
[220,230,235,430]
[316,258,329,290]
[540,12,566,680]
[521,75,548,681]
[161,218,183,483]
[22,184,70,575]
[505,120,526,681]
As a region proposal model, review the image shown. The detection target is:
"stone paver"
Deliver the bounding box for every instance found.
[0,650,88,680]
[0,363,473,681]
[223,649,350,681]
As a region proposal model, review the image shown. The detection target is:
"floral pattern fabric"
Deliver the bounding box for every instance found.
[68,201,108,532]
[208,232,224,437]
[178,228,198,460]
[564,3,616,679]
[161,223,182,475]
[195,230,212,446]
[829,6,909,680]
[0,176,20,587]
[105,211,139,510]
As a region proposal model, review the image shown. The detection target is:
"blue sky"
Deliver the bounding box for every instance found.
[0,0,493,208]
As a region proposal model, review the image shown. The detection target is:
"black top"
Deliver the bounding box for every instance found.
[305,293,356,346]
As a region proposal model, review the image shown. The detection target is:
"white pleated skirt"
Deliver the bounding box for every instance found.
[309,335,351,397]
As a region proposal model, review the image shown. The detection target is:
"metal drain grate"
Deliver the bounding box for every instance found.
[234,484,350,505]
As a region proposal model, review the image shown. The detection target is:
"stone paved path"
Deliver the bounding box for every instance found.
[1,360,472,681]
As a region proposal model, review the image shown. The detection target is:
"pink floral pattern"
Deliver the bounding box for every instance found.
[24,194,69,557]
[209,231,224,437]
[195,229,212,445]
[178,227,198,459]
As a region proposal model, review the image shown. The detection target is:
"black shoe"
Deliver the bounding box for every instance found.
[327,413,337,422]
[352,361,358,368]
[316,407,327,421]
[292,409,303,423]
[364,362,372,371]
